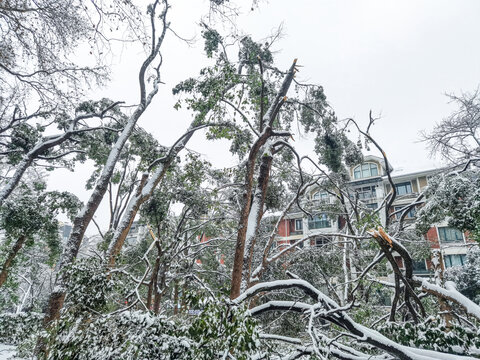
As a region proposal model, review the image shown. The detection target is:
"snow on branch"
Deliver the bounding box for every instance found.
[235,278,479,360]
[415,277,480,321]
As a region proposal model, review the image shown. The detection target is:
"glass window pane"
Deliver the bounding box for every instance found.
[438,227,463,242]
[308,214,331,229]
[395,182,412,195]
[444,255,451,267]
[445,254,466,268]
[353,163,378,179]
[413,260,427,273]
[394,206,416,219]
[295,219,303,231]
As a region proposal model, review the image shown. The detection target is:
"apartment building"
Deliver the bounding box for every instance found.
[275,155,473,275]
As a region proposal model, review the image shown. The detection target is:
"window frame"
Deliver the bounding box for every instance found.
[308,214,331,229]
[314,235,330,247]
[294,219,303,231]
[394,205,416,219]
[366,203,378,210]
[412,259,428,274]
[438,227,464,243]
[354,185,377,200]
[444,254,466,268]
[353,162,379,180]
[312,191,329,203]
[395,181,413,196]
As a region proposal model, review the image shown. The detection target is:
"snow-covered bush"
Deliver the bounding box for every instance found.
[43,259,259,359]
[186,295,259,359]
[46,311,193,360]
[45,302,258,360]
[62,257,115,314]
[379,316,480,355]
[0,311,42,344]
[416,170,480,242]
[445,247,480,303]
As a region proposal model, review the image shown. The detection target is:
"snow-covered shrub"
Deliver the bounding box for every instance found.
[44,266,259,360]
[186,295,259,359]
[46,311,193,360]
[379,316,480,355]
[46,302,258,360]
[416,170,480,242]
[62,257,115,314]
[0,311,42,344]
[445,247,480,303]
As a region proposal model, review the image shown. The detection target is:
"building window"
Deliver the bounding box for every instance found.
[313,236,330,247]
[438,227,464,243]
[353,163,379,179]
[395,182,413,195]
[295,219,303,231]
[412,260,428,274]
[394,205,416,219]
[366,203,378,210]
[308,214,331,229]
[444,254,466,268]
[313,191,329,203]
[354,186,376,200]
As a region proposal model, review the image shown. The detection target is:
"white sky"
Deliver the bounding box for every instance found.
[48,0,480,231]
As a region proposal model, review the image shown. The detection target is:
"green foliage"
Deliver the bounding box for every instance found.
[202,27,222,58]
[356,210,382,231]
[63,258,114,314]
[379,316,480,355]
[317,131,343,172]
[172,61,239,126]
[0,312,42,345]
[445,247,480,303]
[46,311,193,360]
[238,36,273,70]
[46,290,258,360]
[227,129,254,158]
[315,128,362,174]
[264,177,286,211]
[298,86,329,133]
[186,294,259,359]
[0,180,81,265]
[128,129,168,171]
[416,170,480,242]
[7,123,41,164]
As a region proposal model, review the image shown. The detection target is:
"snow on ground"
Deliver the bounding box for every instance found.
[0,344,22,360]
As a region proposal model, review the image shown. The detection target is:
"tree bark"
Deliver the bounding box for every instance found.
[230,59,297,299]
[242,153,273,290]
[106,125,198,268]
[0,235,26,287]
[229,133,270,299]
[147,246,161,311]
[173,281,179,315]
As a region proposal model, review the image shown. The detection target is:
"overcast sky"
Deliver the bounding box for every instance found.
[48,0,480,230]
